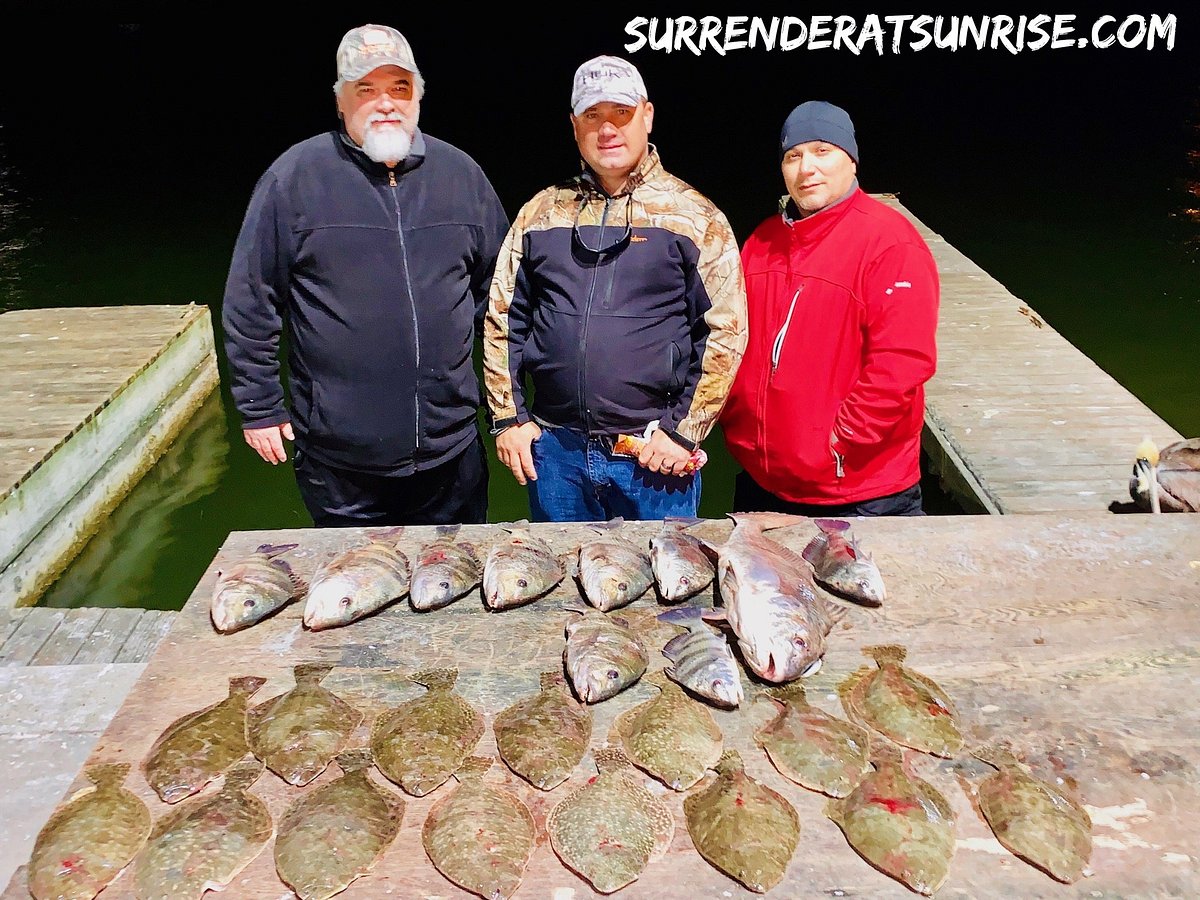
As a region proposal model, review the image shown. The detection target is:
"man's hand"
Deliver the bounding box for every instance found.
[637,428,693,476]
[244,422,295,465]
[496,421,542,485]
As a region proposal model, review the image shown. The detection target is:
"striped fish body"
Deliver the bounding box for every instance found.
[211,543,305,633]
[410,538,482,611]
[303,541,410,630]
[658,606,743,708]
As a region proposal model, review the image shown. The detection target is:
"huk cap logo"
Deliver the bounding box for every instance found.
[336,24,420,83]
[570,55,647,117]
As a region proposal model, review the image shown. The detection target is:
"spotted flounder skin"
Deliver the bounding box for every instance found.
[246,663,364,786]
[28,763,151,900]
[210,542,307,634]
[546,747,674,894]
[482,522,565,610]
[562,598,649,704]
[494,670,593,790]
[649,520,715,603]
[684,750,801,894]
[274,749,404,900]
[422,756,537,900]
[973,744,1092,883]
[303,538,411,630]
[141,675,267,804]
[410,525,483,611]
[839,645,964,758]
[753,681,872,798]
[576,522,655,612]
[132,758,273,900]
[370,667,485,797]
[825,746,956,896]
[613,670,723,791]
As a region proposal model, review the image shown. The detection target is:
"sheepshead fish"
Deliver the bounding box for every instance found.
[422,757,537,900]
[274,749,404,900]
[838,644,964,758]
[702,512,838,683]
[649,518,716,603]
[576,518,655,611]
[132,758,273,900]
[612,669,723,790]
[546,747,674,894]
[656,605,744,708]
[482,520,565,610]
[246,663,364,786]
[142,674,266,804]
[973,744,1092,883]
[409,524,483,611]
[303,531,410,630]
[370,667,484,796]
[684,750,801,894]
[210,542,307,633]
[825,743,956,896]
[494,670,593,790]
[562,597,648,704]
[27,762,151,900]
[752,681,871,798]
[802,518,887,606]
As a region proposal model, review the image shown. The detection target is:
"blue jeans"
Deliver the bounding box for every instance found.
[529,426,700,522]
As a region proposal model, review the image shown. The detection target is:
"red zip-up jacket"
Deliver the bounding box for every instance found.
[721,187,939,504]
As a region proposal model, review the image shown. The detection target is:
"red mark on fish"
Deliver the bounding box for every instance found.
[867,794,920,815]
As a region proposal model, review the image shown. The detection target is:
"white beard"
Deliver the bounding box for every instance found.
[361,116,413,164]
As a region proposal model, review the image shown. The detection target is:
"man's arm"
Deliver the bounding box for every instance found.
[469,177,512,340]
[832,240,939,448]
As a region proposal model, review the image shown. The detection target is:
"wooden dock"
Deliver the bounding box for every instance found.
[4,516,1198,898]
[879,195,1185,515]
[0,304,219,608]
[0,607,175,667]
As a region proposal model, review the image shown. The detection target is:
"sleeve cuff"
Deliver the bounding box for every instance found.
[662,428,697,452]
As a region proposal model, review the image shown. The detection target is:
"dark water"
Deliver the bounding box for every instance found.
[0,16,1195,610]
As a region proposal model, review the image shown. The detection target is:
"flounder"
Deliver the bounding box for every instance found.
[683,750,801,894]
[562,597,648,704]
[482,520,565,610]
[246,662,364,785]
[273,748,405,900]
[132,758,273,900]
[546,747,674,894]
[575,518,655,612]
[612,669,723,790]
[494,670,593,790]
[838,644,964,758]
[825,742,956,896]
[210,542,307,633]
[422,756,537,900]
[370,667,485,796]
[973,743,1092,883]
[141,674,266,804]
[409,524,483,611]
[27,762,151,900]
[753,680,872,798]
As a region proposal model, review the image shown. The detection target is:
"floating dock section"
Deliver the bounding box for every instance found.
[0,305,219,608]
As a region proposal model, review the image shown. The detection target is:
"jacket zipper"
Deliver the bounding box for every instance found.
[769,288,802,381]
[577,195,610,433]
[390,167,421,453]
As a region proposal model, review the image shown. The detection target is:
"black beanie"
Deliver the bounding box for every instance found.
[779,101,858,164]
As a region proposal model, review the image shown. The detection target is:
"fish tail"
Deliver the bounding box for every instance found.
[539,670,566,691]
[411,667,459,691]
[644,669,673,689]
[715,750,743,775]
[229,675,268,697]
[728,511,810,533]
[458,756,493,779]
[663,515,705,528]
[836,666,873,706]
[293,662,334,685]
[656,605,705,629]
[813,518,851,534]
[434,523,462,538]
[593,746,631,773]
[88,762,132,788]
[765,680,809,705]
[971,742,1021,771]
[223,757,265,791]
[364,525,406,545]
[869,741,904,768]
[560,597,591,616]
[256,542,300,557]
[864,644,907,665]
[334,748,374,773]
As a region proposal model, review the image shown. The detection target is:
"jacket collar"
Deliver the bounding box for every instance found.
[337,124,427,177]
[577,144,662,198]
[778,179,861,244]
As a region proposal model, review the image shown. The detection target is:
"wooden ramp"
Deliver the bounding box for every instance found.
[0,607,175,667]
[4,517,1198,898]
[0,305,218,607]
[877,195,1185,515]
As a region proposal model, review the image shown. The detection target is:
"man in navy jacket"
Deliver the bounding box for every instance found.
[222,24,509,526]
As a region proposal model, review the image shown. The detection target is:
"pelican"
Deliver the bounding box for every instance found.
[1130,437,1200,513]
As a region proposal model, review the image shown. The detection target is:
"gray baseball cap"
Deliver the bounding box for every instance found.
[570,55,647,116]
[336,24,420,82]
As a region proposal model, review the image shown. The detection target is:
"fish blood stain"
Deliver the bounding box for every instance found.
[867,794,920,815]
[927,702,949,717]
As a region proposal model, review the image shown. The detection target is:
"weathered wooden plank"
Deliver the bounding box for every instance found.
[27,607,107,666]
[0,609,28,649]
[68,608,145,665]
[0,610,65,667]
[113,611,177,664]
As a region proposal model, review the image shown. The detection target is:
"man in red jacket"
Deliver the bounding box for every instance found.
[721,101,939,516]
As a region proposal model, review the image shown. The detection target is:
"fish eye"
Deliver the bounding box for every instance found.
[242,599,256,609]
[439,580,450,590]
[617,581,628,591]
[606,669,620,680]
[339,596,353,608]
[679,576,690,587]
[517,578,528,588]
[792,636,807,649]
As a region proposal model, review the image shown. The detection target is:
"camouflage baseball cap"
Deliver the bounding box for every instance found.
[570,55,647,116]
[336,24,420,82]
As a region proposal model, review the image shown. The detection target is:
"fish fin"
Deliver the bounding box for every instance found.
[434,523,462,538]
[814,518,851,534]
[662,633,692,660]
[715,750,744,775]
[699,606,729,626]
[88,762,132,788]
[457,756,494,780]
[663,515,705,529]
[589,516,625,531]
[256,542,300,558]
[222,757,265,792]
[863,644,908,666]
[410,667,458,691]
[836,665,873,710]
[560,596,591,616]
[764,680,809,705]
[293,662,334,685]
[801,657,824,677]
[824,796,845,825]
[365,525,405,545]
[229,675,268,697]
[728,511,810,533]
[801,533,828,566]
[539,670,566,691]
[656,605,705,629]
[970,742,1022,772]
[335,748,374,773]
